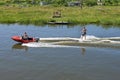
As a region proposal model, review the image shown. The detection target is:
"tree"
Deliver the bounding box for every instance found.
[84,0,97,6]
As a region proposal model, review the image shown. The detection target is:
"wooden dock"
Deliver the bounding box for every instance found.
[48,21,70,25]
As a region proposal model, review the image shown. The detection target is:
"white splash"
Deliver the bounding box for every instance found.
[22,42,79,48]
[22,35,120,48]
[78,35,120,43]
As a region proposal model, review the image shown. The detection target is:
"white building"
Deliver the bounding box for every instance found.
[97,0,103,5]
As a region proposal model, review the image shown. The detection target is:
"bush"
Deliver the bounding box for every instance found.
[85,0,97,6]
[0,2,5,5]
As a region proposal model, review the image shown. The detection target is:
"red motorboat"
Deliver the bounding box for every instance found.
[11,36,39,43]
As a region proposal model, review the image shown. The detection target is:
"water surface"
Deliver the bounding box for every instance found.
[0,24,120,80]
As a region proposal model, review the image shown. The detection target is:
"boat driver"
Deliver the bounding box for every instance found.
[22,32,29,40]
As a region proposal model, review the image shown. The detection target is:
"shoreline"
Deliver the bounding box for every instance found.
[0,6,120,26]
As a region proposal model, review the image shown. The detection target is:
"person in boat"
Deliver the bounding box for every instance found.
[22,32,29,40]
[81,26,87,40]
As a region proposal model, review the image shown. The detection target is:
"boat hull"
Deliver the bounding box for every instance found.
[11,36,38,43]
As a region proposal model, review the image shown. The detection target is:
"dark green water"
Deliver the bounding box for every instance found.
[0,24,120,80]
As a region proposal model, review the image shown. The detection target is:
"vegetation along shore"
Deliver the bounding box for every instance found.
[0,0,120,26]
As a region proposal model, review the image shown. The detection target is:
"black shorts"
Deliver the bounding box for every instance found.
[82,32,86,36]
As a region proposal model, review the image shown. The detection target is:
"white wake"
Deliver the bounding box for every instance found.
[22,35,120,48]
[22,42,79,48]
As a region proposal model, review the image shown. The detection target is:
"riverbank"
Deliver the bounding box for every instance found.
[0,6,120,26]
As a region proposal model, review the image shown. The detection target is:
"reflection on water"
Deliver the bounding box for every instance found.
[12,43,28,51]
[81,47,86,56]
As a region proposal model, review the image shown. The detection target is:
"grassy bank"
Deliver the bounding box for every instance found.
[0,6,120,25]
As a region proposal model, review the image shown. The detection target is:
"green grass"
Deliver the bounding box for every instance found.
[0,5,120,25]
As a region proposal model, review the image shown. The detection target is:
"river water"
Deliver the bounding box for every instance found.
[0,24,120,80]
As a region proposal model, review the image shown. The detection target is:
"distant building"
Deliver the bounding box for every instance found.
[97,0,103,5]
[40,1,48,6]
[68,1,81,7]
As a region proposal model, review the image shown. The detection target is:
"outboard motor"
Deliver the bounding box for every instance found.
[35,38,39,42]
